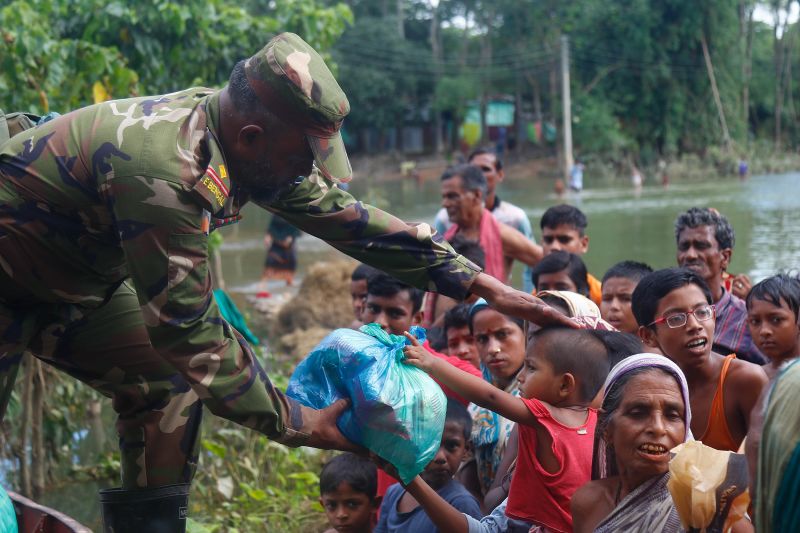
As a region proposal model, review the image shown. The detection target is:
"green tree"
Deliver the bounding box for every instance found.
[1,0,353,114]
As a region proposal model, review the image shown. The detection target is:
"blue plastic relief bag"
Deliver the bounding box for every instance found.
[287,324,446,483]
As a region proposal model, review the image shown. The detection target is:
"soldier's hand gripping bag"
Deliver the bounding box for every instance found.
[287,324,446,483]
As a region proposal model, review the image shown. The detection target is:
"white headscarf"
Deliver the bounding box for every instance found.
[594,353,693,479]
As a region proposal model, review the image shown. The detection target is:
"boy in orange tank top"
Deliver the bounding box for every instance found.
[632,268,767,452]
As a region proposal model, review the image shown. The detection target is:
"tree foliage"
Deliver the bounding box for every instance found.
[329,0,797,159]
[0,0,352,114]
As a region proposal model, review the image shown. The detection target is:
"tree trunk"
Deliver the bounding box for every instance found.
[785,25,797,125]
[528,73,543,123]
[459,7,470,68]
[18,356,32,497]
[396,0,404,39]
[740,2,755,143]
[550,59,561,164]
[479,19,493,144]
[701,34,732,151]
[773,4,789,149]
[430,2,444,153]
[31,359,45,500]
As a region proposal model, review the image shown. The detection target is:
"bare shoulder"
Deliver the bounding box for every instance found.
[728,358,768,388]
[572,478,614,512]
[572,478,617,533]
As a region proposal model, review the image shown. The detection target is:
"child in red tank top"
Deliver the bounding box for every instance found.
[401,326,617,532]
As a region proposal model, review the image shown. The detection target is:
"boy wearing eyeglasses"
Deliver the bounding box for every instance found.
[631,267,767,452]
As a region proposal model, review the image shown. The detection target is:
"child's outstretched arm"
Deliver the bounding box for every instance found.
[403,332,536,426]
[404,476,470,533]
[405,476,513,533]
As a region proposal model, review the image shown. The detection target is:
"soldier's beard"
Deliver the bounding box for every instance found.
[235,159,294,205]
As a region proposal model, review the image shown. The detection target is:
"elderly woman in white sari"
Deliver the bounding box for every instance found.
[571,354,690,533]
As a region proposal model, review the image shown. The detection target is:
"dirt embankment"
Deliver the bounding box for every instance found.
[253,260,357,361]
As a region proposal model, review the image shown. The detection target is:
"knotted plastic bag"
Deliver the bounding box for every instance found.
[667,441,750,533]
[287,324,446,483]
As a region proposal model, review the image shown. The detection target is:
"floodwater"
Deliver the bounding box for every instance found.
[218,171,800,293]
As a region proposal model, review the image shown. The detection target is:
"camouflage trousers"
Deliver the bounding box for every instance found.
[0,279,202,489]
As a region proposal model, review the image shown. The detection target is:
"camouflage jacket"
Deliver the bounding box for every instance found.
[0,88,480,443]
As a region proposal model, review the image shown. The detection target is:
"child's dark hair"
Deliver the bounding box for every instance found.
[449,234,486,270]
[632,268,713,328]
[602,260,653,284]
[352,263,380,282]
[540,204,588,234]
[746,274,800,320]
[445,399,472,440]
[427,326,447,352]
[585,330,644,368]
[469,301,525,332]
[530,328,610,403]
[319,453,377,498]
[530,251,590,297]
[367,272,424,313]
[444,303,471,335]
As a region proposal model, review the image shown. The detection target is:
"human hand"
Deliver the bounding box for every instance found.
[470,273,578,329]
[402,332,436,372]
[731,274,751,299]
[302,399,367,454]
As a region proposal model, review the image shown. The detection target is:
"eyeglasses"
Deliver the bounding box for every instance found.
[649,305,715,329]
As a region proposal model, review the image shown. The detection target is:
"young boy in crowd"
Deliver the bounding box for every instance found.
[539,204,601,305]
[746,274,800,378]
[374,400,482,533]
[632,268,767,451]
[744,274,800,498]
[362,272,483,405]
[350,264,380,329]
[600,260,653,334]
[402,327,611,532]
[443,304,480,370]
[362,272,484,498]
[530,251,591,299]
[320,453,380,533]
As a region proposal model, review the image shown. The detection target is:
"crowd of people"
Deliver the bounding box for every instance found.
[1,31,795,532]
[318,151,799,533]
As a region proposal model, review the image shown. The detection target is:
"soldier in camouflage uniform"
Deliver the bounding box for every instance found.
[0,33,569,529]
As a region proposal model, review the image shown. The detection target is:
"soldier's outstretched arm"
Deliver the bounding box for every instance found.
[109,175,357,450]
[266,173,575,329]
[267,172,480,300]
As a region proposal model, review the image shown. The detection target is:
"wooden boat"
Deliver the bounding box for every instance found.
[7,491,91,533]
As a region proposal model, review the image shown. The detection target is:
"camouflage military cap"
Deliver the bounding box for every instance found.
[245,32,352,183]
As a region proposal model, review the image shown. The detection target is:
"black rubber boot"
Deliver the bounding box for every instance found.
[99,483,190,533]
